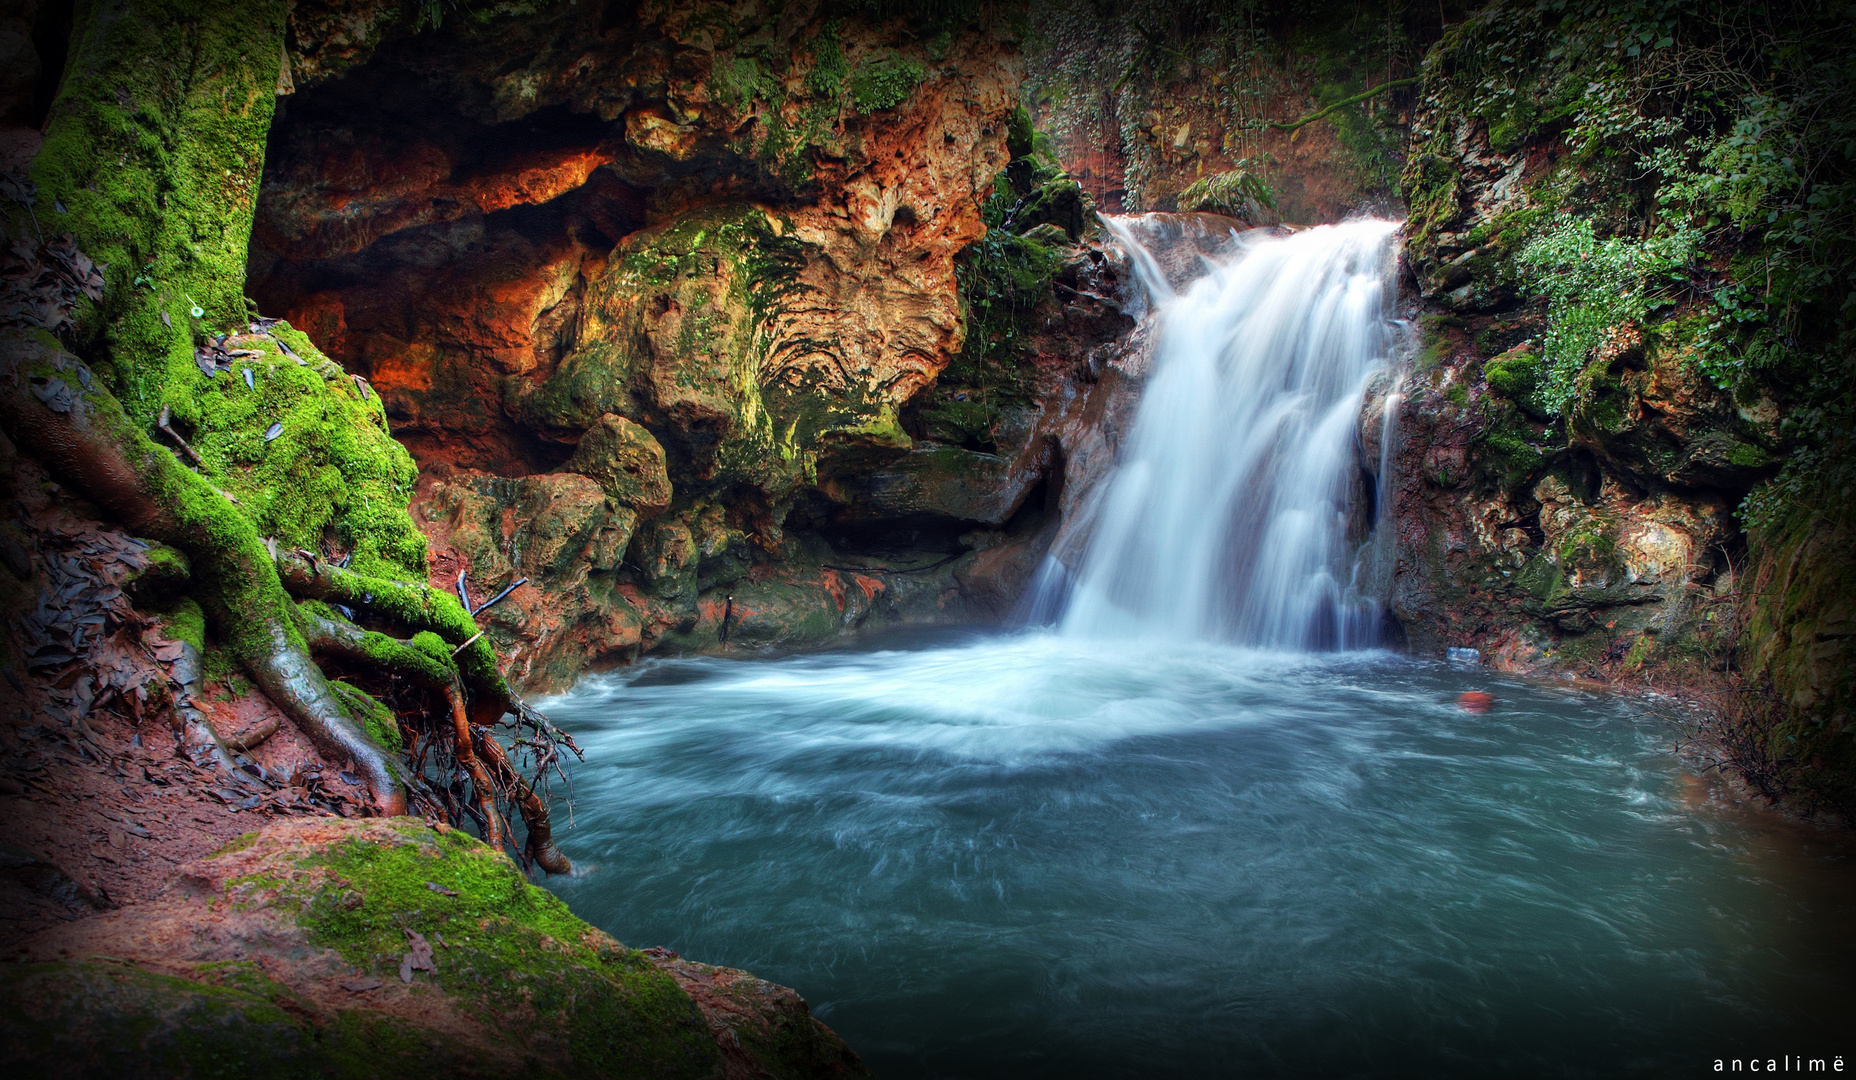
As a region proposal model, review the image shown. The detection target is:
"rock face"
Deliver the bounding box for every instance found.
[0,818,870,1079]
[249,1,1055,688]
[1021,5,1421,221]
[1385,157,1758,674]
[1377,0,1854,814]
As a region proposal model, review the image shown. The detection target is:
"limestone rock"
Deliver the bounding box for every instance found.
[568,414,673,517]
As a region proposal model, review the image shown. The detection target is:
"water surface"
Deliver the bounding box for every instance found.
[541,630,1855,1078]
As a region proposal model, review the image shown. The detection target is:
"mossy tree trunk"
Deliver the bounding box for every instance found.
[3,0,571,869]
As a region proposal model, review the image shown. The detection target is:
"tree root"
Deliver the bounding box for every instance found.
[1,330,406,815]
[5,332,575,868]
[475,729,573,875]
[168,639,239,771]
[276,551,508,721]
[445,684,506,853]
[302,604,575,874]
[220,717,281,754]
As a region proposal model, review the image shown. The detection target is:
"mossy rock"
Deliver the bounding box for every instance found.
[568,414,674,517]
[0,819,870,1079]
[1481,344,1549,419]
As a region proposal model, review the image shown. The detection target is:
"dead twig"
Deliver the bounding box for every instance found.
[471,577,526,615]
[155,405,203,467]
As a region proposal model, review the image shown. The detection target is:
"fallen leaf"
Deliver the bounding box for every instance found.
[399,929,437,983]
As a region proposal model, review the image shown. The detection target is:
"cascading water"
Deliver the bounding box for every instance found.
[541,212,1854,1078]
[1049,216,1402,648]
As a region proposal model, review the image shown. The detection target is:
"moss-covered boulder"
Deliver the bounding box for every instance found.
[0,818,869,1079]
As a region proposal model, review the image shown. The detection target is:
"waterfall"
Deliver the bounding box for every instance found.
[1045,215,1403,649]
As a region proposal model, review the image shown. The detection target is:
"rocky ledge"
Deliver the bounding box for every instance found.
[1,818,869,1079]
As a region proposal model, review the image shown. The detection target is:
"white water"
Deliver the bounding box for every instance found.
[539,214,1856,1078]
[1049,217,1403,647]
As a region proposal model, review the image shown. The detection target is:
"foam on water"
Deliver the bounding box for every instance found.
[543,632,1856,1078]
[537,214,1854,1077]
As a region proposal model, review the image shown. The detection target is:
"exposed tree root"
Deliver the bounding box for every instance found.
[1,330,406,815]
[475,728,574,875]
[168,639,239,771]
[277,551,509,721]
[220,716,281,754]
[302,602,578,873]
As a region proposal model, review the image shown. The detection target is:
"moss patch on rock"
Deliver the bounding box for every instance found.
[1,819,874,1078]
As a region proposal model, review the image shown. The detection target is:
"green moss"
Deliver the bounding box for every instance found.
[1404,153,1462,253]
[514,202,884,499]
[29,0,285,425]
[1727,442,1772,468]
[1482,346,1551,419]
[1,960,452,1078]
[290,825,719,1077]
[328,682,402,755]
[916,398,999,449]
[211,831,260,857]
[1486,96,1540,154]
[1470,401,1560,494]
[847,55,924,113]
[123,542,191,604]
[170,326,426,580]
[160,597,208,652]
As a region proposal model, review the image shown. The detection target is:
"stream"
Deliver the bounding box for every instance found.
[541,630,1856,1077]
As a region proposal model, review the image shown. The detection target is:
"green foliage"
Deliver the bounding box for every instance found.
[847,55,925,113]
[1739,381,1856,535]
[1514,216,1699,414]
[1176,165,1276,218]
[805,19,850,97]
[945,170,1069,410]
[830,0,978,34]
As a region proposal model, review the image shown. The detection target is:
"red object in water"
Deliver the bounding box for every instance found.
[1458,691,1495,713]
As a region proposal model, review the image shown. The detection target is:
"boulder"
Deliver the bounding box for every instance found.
[568,414,673,518]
